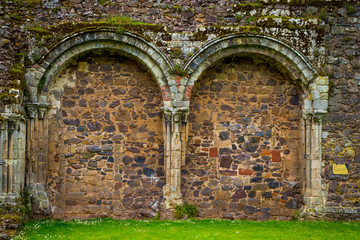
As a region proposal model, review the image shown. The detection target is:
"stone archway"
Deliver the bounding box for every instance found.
[162,34,329,211]
[24,31,173,216]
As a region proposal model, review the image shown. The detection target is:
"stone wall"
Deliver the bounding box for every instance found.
[46,51,164,219]
[0,0,359,221]
[322,8,360,212]
[183,56,302,220]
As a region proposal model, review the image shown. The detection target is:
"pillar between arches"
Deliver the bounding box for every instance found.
[161,106,189,209]
[25,102,51,214]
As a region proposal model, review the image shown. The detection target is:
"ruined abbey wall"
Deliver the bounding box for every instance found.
[0,0,359,221]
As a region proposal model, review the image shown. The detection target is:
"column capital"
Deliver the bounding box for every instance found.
[37,103,50,119]
[25,103,38,119]
[161,107,189,122]
[313,110,327,122]
[302,110,312,121]
[25,102,50,119]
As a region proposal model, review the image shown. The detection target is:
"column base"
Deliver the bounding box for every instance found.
[26,183,51,215]
[0,193,18,207]
[298,206,360,221]
[164,184,183,209]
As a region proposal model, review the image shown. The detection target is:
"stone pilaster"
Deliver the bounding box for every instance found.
[25,102,51,214]
[303,110,327,208]
[0,114,26,206]
[162,107,189,209]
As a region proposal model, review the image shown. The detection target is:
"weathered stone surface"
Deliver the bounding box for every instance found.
[244,206,255,214]
[2,0,358,222]
[231,189,247,199]
[212,200,228,208]
[201,187,213,196]
[219,155,232,168]
[272,150,281,162]
[43,55,164,219]
[183,56,306,219]
[286,198,298,209]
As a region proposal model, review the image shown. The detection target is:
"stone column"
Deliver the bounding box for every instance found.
[303,112,312,191]
[25,102,51,214]
[162,107,189,208]
[0,114,26,206]
[302,76,329,210]
[303,111,326,208]
[0,120,7,202]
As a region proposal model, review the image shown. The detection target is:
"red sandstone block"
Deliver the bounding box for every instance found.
[209,148,218,157]
[161,86,171,101]
[175,76,181,85]
[261,149,271,156]
[238,168,254,175]
[184,85,194,101]
[114,182,121,190]
[272,150,281,162]
[219,170,237,176]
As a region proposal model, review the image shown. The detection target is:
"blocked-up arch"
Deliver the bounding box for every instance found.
[26,30,173,103]
[24,30,174,216]
[180,34,329,210]
[182,34,320,109]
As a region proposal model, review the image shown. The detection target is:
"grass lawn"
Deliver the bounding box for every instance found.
[14,219,360,240]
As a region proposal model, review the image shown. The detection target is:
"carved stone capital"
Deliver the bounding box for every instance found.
[302,111,313,122]
[313,110,327,122]
[25,104,38,119]
[161,108,172,123]
[161,107,189,123]
[25,102,50,119]
[37,103,50,119]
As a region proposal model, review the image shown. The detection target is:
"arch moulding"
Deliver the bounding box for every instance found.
[25,30,174,106]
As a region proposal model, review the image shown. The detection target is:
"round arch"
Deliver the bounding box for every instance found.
[182,34,317,104]
[26,30,173,103]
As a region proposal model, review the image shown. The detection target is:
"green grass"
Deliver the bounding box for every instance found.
[14,219,360,240]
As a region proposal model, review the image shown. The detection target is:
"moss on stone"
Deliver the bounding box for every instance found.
[9,63,24,81]
[0,93,17,104]
[191,26,260,42]
[257,16,319,30]
[233,2,262,12]
[260,0,357,6]
[24,27,52,35]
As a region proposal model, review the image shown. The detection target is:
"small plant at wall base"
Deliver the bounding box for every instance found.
[174,202,198,219]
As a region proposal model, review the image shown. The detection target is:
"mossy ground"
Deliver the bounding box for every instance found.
[14,219,360,240]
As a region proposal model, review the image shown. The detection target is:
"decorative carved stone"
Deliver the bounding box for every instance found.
[25,103,37,119]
